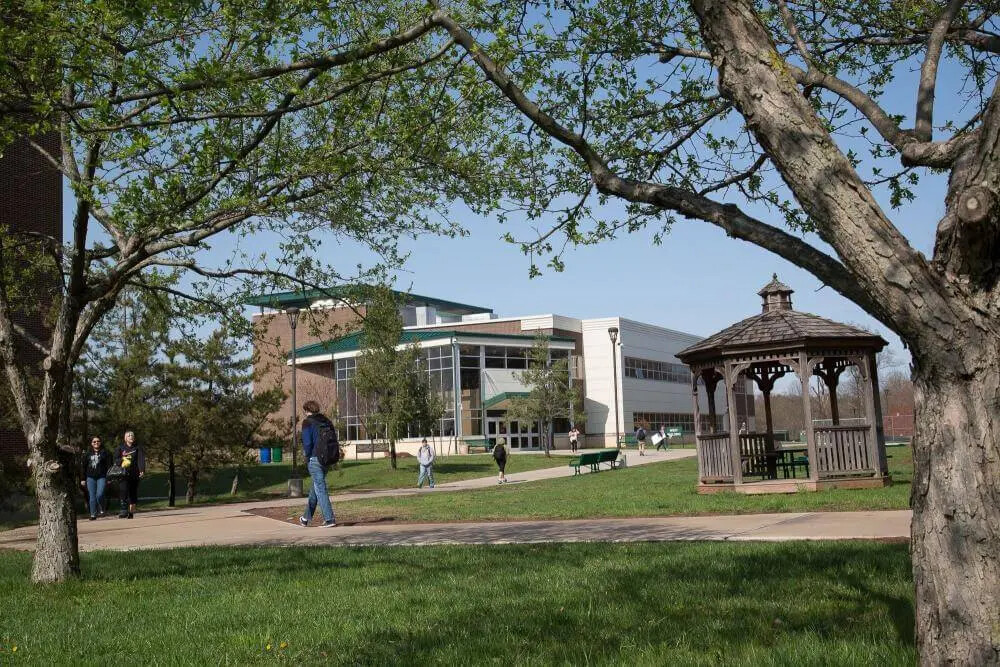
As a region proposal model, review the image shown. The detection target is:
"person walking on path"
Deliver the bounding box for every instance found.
[298,400,337,527]
[635,424,647,456]
[80,436,112,520]
[115,431,145,519]
[655,425,668,451]
[568,426,580,453]
[493,437,508,484]
[417,438,436,488]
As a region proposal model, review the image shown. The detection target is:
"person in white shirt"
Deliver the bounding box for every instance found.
[417,438,436,488]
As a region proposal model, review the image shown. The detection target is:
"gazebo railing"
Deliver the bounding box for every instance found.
[697,432,733,481]
[815,425,873,476]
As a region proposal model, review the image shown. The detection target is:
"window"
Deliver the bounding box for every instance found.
[624,357,691,384]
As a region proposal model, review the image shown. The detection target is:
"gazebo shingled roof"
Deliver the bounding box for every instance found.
[678,274,885,362]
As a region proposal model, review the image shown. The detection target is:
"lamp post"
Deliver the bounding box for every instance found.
[608,326,620,449]
[286,306,303,497]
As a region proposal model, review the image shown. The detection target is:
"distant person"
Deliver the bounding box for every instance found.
[739,421,748,435]
[568,426,580,453]
[655,425,668,451]
[635,424,647,456]
[115,430,145,519]
[417,438,436,489]
[298,400,337,527]
[80,436,112,520]
[493,437,508,484]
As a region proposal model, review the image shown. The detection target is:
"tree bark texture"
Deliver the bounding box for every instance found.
[911,358,1000,664]
[689,1,1000,662]
[30,450,80,583]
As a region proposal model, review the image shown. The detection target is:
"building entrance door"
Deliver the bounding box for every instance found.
[486,415,540,450]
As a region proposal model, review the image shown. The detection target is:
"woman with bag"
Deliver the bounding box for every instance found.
[115,431,145,519]
[493,437,508,484]
[79,436,112,520]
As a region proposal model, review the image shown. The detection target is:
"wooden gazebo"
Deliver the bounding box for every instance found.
[676,275,891,494]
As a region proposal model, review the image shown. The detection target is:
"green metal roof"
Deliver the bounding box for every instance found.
[482,392,530,409]
[245,286,492,315]
[290,330,577,360]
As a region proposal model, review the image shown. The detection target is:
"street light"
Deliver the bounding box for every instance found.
[608,326,621,449]
[286,306,303,497]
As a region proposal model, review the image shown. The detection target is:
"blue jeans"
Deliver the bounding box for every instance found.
[418,464,435,488]
[86,476,105,517]
[303,457,334,523]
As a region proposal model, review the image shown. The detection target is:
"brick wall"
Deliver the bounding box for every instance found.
[252,306,364,427]
[0,132,61,459]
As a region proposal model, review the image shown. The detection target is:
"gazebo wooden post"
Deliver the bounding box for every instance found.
[703,369,719,434]
[799,352,819,482]
[724,363,743,485]
[692,373,703,480]
[864,353,888,475]
[827,370,841,426]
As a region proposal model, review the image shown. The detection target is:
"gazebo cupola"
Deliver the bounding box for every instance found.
[759,274,793,312]
[676,276,891,494]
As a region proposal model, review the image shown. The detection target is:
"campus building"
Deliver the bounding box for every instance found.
[248,289,751,455]
[0,132,62,460]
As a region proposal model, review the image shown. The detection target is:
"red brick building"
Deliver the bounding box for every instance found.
[0,133,62,459]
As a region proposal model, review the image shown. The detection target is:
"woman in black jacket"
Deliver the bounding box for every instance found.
[115,431,146,519]
[80,436,112,520]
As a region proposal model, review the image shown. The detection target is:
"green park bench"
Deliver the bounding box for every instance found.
[464,438,493,453]
[569,449,620,475]
[619,434,638,448]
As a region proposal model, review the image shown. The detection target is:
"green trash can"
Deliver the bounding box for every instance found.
[271,447,283,463]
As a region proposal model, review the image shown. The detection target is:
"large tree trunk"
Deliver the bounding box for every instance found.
[31,450,80,583]
[911,359,1000,664]
[167,449,176,507]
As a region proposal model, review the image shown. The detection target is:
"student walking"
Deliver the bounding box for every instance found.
[636,424,647,456]
[568,426,580,453]
[298,400,337,527]
[655,425,668,451]
[417,438,436,488]
[80,436,112,520]
[115,431,145,519]
[493,437,508,484]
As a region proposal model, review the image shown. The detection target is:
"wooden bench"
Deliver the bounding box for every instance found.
[569,449,620,475]
[464,438,493,453]
[355,442,390,458]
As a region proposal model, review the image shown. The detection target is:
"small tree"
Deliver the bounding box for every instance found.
[506,334,581,457]
[353,287,423,469]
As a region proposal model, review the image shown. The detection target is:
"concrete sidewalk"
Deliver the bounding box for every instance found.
[0,448,911,552]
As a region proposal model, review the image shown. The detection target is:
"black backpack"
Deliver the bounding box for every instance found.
[312,417,341,466]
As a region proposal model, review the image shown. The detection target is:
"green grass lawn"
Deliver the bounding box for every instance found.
[0,454,574,527]
[138,453,573,508]
[328,446,912,524]
[0,541,914,665]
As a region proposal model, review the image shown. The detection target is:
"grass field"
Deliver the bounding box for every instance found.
[0,541,914,665]
[325,446,913,524]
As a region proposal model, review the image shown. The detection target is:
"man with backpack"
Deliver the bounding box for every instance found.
[298,400,338,527]
[635,424,647,457]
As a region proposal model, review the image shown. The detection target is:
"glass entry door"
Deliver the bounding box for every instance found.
[486,415,541,449]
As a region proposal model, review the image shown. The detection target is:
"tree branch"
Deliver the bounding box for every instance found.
[916,0,967,142]
[429,7,887,324]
